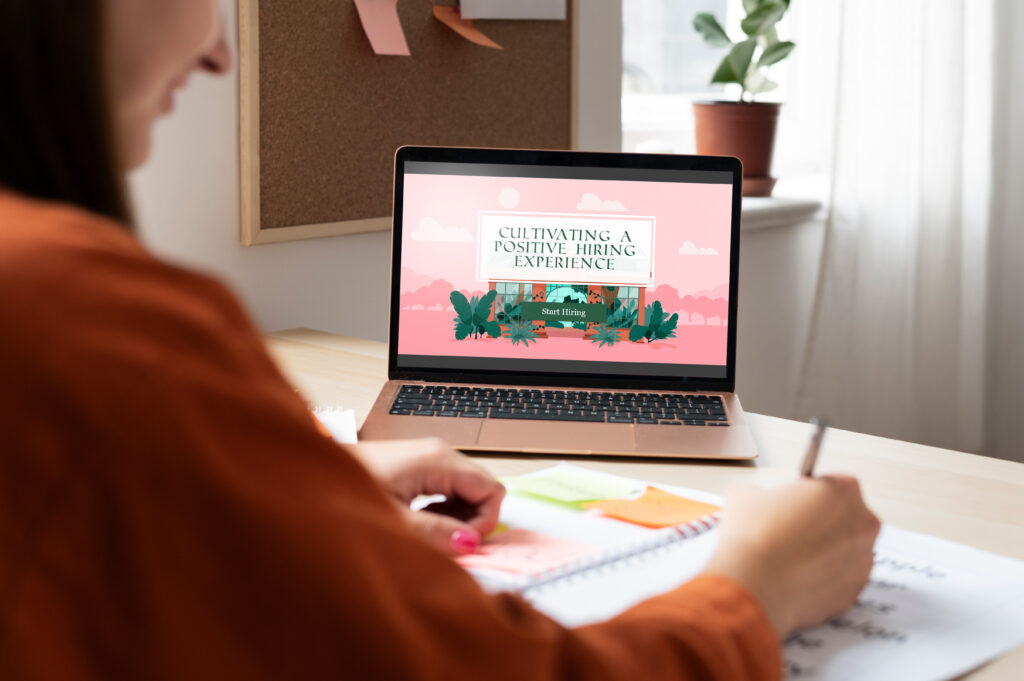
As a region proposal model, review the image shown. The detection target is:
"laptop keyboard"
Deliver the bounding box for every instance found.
[389,384,729,426]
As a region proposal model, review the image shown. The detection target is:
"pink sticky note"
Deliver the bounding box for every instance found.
[456,528,594,575]
[432,6,503,50]
[354,0,411,56]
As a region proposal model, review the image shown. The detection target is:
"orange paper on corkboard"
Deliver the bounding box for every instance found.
[432,6,503,49]
[584,488,721,528]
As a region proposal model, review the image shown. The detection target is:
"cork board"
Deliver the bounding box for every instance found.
[239,0,575,245]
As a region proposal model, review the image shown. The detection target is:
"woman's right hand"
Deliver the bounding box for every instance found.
[702,475,881,639]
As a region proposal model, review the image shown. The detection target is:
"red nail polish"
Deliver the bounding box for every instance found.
[450,528,480,554]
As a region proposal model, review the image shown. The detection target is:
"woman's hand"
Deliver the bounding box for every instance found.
[703,475,881,639]
[345,438,505,557]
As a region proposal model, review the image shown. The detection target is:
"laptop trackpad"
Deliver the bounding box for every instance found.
[475,420,635,454]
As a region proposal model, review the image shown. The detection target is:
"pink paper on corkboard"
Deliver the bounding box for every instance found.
[354,0,411,55]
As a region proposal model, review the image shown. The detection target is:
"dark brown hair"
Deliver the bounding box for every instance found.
[0,0,131,224]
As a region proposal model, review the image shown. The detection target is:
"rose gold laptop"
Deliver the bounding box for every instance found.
[360,146,756,460]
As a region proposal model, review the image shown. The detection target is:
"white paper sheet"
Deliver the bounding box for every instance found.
[313,406,358,444]
[459,0,566,21]
[468,465,1024,681]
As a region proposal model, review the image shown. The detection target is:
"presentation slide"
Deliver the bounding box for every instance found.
[397,171,732,376]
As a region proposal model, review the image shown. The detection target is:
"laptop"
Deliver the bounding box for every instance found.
[360,146,757,460]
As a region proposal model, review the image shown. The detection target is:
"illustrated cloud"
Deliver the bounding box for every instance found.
[498,187,520,209]
[577,192,626,212]
[678,241,719,256]
[411,216,474,243]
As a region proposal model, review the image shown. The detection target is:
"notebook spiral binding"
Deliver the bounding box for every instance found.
[518,512,722,596]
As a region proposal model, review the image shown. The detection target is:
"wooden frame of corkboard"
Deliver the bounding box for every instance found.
[239,0,579,246]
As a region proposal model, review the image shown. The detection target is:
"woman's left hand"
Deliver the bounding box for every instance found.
[345,437,505,556]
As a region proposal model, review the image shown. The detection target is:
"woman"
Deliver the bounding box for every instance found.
[0,1,879,679]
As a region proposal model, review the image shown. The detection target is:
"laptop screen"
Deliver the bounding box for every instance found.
[390,148,740,389]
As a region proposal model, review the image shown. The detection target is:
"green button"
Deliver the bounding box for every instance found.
[521,302,608,324]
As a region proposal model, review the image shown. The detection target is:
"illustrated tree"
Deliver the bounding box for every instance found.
[681,294,698,323]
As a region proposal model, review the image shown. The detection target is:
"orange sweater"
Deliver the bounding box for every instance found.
[0,193,781,680]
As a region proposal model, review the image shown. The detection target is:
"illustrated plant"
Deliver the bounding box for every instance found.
[693,0,794,101]
[495,301,522,325]
[605,299,638,329]
[589,324,622,348]
[451,290,500,340]
[502,321,538,347]
[629,301,679,343]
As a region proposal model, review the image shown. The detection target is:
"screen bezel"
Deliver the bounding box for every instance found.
[387,146,743,392]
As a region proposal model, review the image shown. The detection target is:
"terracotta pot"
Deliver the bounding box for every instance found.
[693,101,780,197]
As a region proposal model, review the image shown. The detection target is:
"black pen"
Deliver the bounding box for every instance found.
[800,418,829,477]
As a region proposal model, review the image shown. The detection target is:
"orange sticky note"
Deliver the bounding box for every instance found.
[584,488,721,529]
[354,0,411,56]
[432,6,503,49]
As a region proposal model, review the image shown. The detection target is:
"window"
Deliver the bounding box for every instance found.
[621,0,828,181]
[494,281,526,317]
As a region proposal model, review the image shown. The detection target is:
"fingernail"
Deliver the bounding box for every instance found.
[449,528,481,555]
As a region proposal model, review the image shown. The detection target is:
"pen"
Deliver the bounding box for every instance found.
[800,417,829,477]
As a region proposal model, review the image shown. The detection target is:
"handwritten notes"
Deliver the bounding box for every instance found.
[353,0,411,56]
[781,526,1024,681]
[502,466,641,509]
[457,528,594,575]
[432,6,503,49]
[584,487,721,528]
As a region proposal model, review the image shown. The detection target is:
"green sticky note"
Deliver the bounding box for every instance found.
[502,466,640,509]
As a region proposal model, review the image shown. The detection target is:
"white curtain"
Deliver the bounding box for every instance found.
[796,0,994,452]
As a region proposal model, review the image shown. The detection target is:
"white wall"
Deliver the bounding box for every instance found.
[989,0,1024,463]
[131,1,622,341]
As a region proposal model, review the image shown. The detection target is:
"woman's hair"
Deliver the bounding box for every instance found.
[0,0,131,224]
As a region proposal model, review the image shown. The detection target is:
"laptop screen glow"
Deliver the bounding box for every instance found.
[395,160,734,381]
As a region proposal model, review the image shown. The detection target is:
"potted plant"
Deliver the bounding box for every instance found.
[692,1,794,196]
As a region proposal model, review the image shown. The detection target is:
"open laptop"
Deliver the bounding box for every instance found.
[360,146,756,459]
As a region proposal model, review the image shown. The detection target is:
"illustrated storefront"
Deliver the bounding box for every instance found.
[491,282,645,339]
[479,211,655,341]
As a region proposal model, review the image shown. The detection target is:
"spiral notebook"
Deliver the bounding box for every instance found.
[457,464,724,625]
[458,464,1024,681]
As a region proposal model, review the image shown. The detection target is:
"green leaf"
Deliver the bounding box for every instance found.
[450,291,471,321]
[759,40,795,67]
[693,13,731,47]
[454,318,472,340]
[743,68,778,95]
[628,325,648,343]
[742,0,762,12]
[741,1,786,36]
[711,39,757,85]
[482,321,501,338]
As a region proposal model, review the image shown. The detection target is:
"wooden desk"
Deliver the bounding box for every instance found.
[266,328,1024,680]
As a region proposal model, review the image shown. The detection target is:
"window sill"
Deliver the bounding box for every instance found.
[741,196,823,232]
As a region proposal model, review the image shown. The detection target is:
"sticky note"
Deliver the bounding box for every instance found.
[354,0,411,56]
[432,6,503,49]
[584,488,721,528]
[457,528,594,574]
[502,467,641,509]
[460,0,567,20]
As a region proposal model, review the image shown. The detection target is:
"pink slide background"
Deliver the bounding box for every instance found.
[398,173,732,366]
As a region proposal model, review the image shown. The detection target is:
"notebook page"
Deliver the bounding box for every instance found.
[782,526,1024,681]
[524,529,719,627]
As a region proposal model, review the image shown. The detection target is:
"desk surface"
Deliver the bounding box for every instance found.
[265,328,1024,680]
